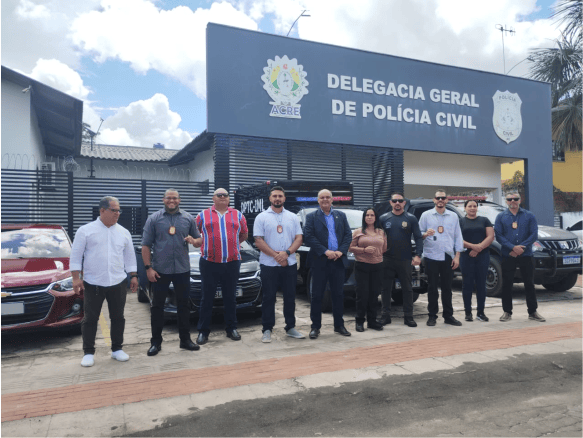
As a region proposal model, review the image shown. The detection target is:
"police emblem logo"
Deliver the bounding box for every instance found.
[261,55,309,119]
[438,226,444,234]
[512,222,518,229]
[402,221,408,229]
[492,90,522,144]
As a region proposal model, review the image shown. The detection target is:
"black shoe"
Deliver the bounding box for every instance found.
[465,311,473,322]
[226,329,241,341]
[147,344,161,356]
[476,312,489,322]
[444,316,462,326]
[197,333,208,345]
[404,317,417,327]
[179,339,200,351]
[334,326,351,336]
[355,323,365,332]
[427,316,437,326]
[367,322,384,331]
[309,329,320,339]
[377,315,392,326]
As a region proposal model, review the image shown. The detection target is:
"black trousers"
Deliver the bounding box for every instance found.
[354,261,383,324]
[501,256,538,315]
[82,280,127,354]
[150,272,191,345]
[382,256,415,317]
[425,255,454,318]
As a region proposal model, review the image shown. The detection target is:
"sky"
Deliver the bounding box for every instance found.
[1,0,563,150]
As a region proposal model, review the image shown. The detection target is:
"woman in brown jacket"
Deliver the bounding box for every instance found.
[349,208,387,332]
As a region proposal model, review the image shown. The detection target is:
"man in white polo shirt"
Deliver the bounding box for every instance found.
[253,185,304,343]
[70,196,138,367]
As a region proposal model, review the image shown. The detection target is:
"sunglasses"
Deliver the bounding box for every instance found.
[108,208,122,214]
[506,197,520,202]
[390,199,405,203]
[435,197,448,201]
[215,193,229,198]
[164,197,179,200]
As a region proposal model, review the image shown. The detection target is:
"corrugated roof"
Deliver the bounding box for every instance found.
[80,144,178,162]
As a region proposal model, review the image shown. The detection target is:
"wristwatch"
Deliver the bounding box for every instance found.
[144,265,152,270]
[285,250,291,256]
[130,274,138,279]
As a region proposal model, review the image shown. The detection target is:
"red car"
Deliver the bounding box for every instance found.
[1,224,83,333]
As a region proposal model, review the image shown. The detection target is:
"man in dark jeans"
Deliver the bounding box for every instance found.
[418,190,464,327]
[379,192,423,327]
[142,189,202,356]
[494,191,545,322]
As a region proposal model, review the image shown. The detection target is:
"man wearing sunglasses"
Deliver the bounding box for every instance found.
[378,192,423,327]
[142,189,202,356]
[494,192,545,322]
[71,196,138,367]
[195,188,248,344]
[419,190,464,327]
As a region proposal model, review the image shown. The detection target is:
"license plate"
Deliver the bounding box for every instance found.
[412,280,420,288]
[2,302,24,315]
[215,287,243,299]
[394,280,401,289]
[563,256,581,265]
[394,280,420,289]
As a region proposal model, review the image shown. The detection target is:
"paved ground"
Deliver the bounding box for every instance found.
[1,279,582,436]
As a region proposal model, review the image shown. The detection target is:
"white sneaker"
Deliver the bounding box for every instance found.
[111,350,130,362]
[81,354,95,367]
[261,330,272,343]
[286,328,305,339]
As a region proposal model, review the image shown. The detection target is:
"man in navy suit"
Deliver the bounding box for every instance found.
[304,189,353,339]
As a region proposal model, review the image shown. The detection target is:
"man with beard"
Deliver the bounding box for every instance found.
[253,186,304,343]
[419,190,464,327]
[142,189,202,356]
[378,192,423,328]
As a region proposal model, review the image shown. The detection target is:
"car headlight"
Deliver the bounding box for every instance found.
[240,260,260,273]
[532,241,545,252]
[52,276,74,291]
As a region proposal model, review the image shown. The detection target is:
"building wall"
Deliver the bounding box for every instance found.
[404,151,503,203]
[1,79,44,169]
[186,147,214,182]
[502,152,582,193]
[71,157,193,181]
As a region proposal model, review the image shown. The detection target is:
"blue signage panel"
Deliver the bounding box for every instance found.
[207,24,554,224]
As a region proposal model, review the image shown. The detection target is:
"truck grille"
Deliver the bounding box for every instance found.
[540,240,579,251]
[1,291,55,326]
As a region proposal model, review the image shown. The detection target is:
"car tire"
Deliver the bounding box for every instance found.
[543,272,579,292]
[307,270,333,313]
[137,285,149,303]
[485,255,503,298]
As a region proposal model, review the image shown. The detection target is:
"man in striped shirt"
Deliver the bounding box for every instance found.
[195,188,248,344]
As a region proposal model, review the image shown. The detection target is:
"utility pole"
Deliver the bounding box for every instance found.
[495,24,515,74]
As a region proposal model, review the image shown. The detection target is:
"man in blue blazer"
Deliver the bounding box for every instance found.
[304,189,353,339]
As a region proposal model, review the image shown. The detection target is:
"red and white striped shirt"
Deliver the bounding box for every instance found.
[196,206,248,263]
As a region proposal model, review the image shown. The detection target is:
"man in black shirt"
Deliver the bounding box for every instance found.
[378,193,423,327]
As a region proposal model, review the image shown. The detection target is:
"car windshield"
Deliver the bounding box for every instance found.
[300,208,363,229]
[1,228,71,259]
[475,204,506,223]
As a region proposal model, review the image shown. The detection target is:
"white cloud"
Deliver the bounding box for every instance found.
[69,0,258,99]
[29,59,92,100]
[99,93,194,149]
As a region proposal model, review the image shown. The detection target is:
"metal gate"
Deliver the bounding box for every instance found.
[1,169,213,243]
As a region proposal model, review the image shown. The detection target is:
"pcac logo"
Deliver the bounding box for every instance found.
[492,90,522,144]
[261,55,309,119]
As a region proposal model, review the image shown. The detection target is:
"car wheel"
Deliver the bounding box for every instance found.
[485,256,503,298]
[307,270,333,313]
[137,285,149,303]
[543,272,579,292]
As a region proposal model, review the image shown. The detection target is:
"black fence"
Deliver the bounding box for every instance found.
[1,169,213,244]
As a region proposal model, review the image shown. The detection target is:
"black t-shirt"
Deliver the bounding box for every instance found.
[459,216,493,245]
[379,212,423,259]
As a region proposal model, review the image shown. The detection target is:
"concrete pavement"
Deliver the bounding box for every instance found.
[1,282,582,436]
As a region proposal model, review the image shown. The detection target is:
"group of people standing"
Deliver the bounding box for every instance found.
[70,186,545,368]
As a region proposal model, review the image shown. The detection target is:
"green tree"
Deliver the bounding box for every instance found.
[528,0,582,152]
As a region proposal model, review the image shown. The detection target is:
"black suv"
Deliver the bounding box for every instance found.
[377,199,582,296]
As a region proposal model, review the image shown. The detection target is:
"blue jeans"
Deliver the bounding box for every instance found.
[460,251,490,313]
[310,258,345,329]
[197,258,241,334]
[260,264,298,332]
